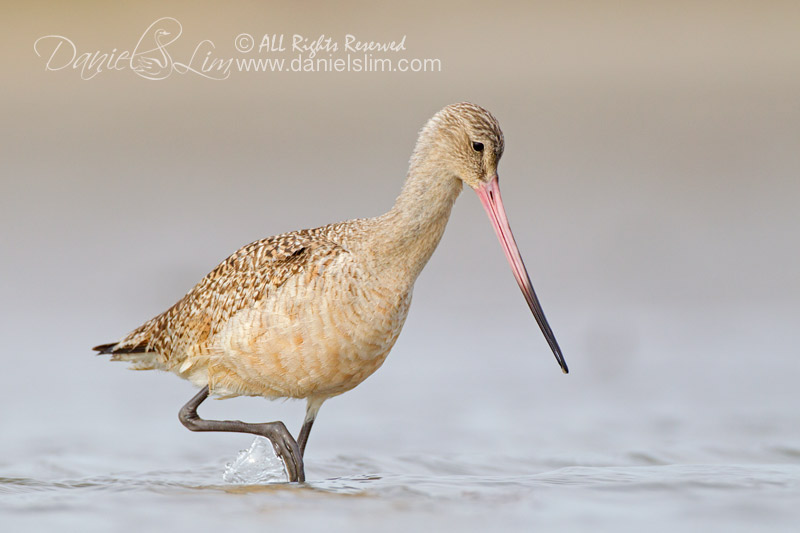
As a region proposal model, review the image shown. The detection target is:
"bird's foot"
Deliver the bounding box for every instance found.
[256,421,305,483]
[178,386,305,483]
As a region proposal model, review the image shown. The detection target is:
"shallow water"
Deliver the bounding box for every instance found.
[3,448,799,532]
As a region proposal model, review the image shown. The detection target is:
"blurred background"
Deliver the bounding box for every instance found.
[1,1,799,531]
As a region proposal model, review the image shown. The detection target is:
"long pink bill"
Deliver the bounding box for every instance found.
[475,175,568,374]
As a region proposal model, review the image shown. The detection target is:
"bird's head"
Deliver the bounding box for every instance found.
[419,102,505,189]
[417,102,568,374]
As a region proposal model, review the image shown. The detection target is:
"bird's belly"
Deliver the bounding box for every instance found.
[205,275,411,400]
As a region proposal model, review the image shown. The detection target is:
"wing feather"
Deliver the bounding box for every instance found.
[99,228,350,364]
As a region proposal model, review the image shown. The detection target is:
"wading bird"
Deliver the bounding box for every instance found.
[94,103,568,482]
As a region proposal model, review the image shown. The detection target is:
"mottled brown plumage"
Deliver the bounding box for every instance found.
[108,226,350,367]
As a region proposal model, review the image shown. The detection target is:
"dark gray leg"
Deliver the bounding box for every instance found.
[297,418,314,457]
[297,399,323,457]
[178,386,305,483]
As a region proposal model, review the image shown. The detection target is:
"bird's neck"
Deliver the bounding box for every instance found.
[365,146,463,285]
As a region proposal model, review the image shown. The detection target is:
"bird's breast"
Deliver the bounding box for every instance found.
[206,257,412,399]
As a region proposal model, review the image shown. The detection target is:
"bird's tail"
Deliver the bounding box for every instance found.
[93,320,161,370]
[92,341,150,355]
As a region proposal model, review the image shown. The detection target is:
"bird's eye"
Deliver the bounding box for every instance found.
[472,141,484,152]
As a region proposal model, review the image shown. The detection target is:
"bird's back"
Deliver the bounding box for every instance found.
[97,219,413,400]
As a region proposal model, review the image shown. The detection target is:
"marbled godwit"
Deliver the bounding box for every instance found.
[94,102,568,482]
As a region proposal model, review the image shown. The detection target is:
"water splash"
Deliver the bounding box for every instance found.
[222,437,287,484]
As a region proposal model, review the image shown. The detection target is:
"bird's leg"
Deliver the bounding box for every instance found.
[178,386,305,483]
[296,418,314,457]
[297,398,324,457]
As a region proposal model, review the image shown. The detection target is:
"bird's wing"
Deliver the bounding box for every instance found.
[95,228,350,361]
